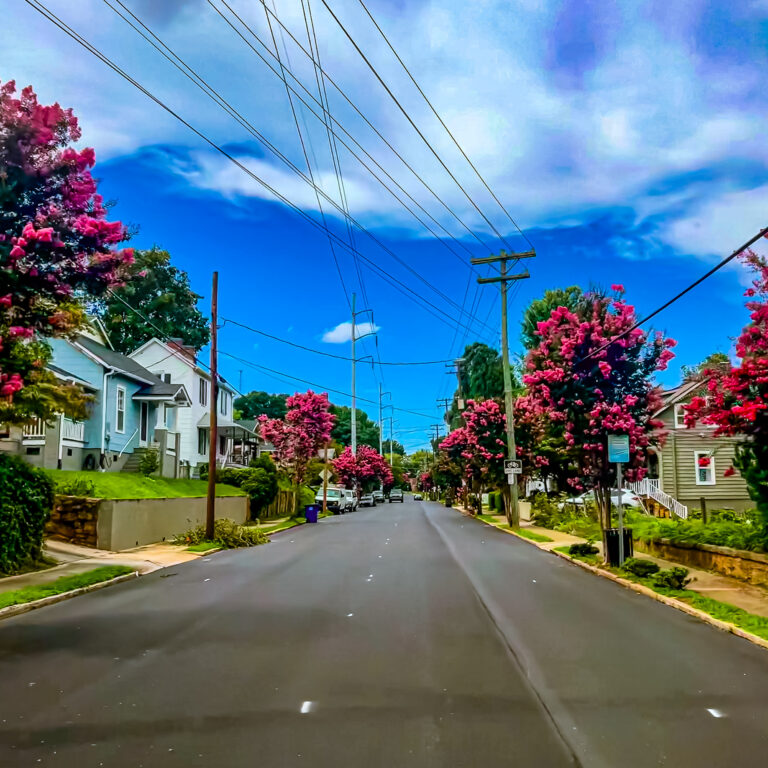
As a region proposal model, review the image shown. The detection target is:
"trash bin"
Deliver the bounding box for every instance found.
[304,504,319,524]
[604,528,633,566]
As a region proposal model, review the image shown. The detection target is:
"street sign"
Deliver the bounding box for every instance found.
[504,459,523,475]
[607,434,630,463]
[318,468,333,482]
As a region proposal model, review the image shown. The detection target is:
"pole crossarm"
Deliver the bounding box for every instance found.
[470,249,535,266]
[477,272,530,284]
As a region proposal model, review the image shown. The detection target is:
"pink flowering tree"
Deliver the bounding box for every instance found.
[685,248,768,538]
[332,444,393,492]
[0,81,134,423]
[519,285,675,531]
[259,390,335,512]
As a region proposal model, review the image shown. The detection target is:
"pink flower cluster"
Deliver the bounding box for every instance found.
[332,444,393,489]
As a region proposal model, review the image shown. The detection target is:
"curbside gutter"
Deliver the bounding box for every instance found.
[469,511,768,653]
[0,571,139,622]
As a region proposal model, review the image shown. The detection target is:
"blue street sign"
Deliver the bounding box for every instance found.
[607,434,630,463]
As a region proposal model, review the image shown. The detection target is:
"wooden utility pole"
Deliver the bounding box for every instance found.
[322,443,330,516]
[351,292,357,455]
[471,250,535,528]
[205,271,219,540]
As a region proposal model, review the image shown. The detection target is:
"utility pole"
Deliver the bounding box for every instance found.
[351,292,357,455]
[436,397,452,422]
[238,369,243,393]
[379,383,385,456]
[206,271,219,540]
[471,249,535,528]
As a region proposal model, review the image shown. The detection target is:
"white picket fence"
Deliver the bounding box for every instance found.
[626,478,688,519]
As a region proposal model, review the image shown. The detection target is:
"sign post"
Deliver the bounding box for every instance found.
[504,459,522,485]
[607,435,630,566]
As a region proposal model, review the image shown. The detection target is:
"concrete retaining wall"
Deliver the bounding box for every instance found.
[634,537,768,587]
[97,496,249,550]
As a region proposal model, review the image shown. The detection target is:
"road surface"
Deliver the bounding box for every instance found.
[2,499,768,767]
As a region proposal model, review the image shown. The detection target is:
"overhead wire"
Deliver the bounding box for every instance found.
[101,0,493,338]
[354,0,534,251]
[27,0,496,341]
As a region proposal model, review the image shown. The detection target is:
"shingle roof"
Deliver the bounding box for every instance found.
[75,335,159,384]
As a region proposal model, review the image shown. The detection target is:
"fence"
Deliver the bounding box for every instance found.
[260,489,295,519]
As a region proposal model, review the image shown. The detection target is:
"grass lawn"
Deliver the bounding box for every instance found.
[260,519,302,534]
[554,545,602,566]
[515,528,554,543]
[186,541,221,553]
[0,566,134,609]
[46,470,245,499]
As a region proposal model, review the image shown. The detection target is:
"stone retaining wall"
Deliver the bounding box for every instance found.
[46,495,101,547]
[634,537,768,587]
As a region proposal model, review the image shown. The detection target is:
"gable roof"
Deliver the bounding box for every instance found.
[74,335,160,386]
[654,377,710,417]
[133,382,192,406]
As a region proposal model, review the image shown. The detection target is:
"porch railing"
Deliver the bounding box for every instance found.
[626,478,688,519]
[22,417,47,440]
[62,418,85,442]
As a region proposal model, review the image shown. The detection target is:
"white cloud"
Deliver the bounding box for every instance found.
[322,321,380,344]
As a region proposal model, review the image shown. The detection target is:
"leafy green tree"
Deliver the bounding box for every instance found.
[521,286,582,350]
[383,439,405,455]
[681,351,730,381]
[235,390,288,420]
[330,405,380,448]
[101,247,209,354]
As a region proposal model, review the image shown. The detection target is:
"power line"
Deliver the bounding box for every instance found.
[243,0,495,257]
[220,315,455,365]
[355,0,533,252]
[27,0,494,341]
[219,350,435,420]
[578,224,768,366]
[318,0,515,254]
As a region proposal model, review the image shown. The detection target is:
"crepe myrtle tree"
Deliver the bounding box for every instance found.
[258,390,335,513]
[518,285,675,532]
[0,80,133,423]
[332,445,393,493]
[685,248,768,539]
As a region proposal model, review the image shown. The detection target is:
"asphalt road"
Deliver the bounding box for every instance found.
[2,500,768,767]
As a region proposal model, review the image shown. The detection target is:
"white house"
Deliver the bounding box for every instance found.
[129,338,253,476]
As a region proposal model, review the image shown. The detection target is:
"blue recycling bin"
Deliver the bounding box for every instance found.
[305,504,319,524]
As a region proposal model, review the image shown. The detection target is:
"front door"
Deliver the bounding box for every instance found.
[139,402,149,446]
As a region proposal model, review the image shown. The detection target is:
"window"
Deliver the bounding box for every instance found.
[199,377,208,406]
[219,435,227,455]
[674,404,687,429]
[116,386,126,433]
[197,428,208,455]
[163,373,172,384]
[220,391,229,416]
[694,451,715,485]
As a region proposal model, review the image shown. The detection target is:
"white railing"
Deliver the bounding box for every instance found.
[62,418,85,442]
[627,478,688,519]
[22,417,47,440]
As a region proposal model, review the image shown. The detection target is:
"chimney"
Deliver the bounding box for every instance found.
[168,338,196,363]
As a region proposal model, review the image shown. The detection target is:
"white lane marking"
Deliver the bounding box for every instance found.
[707,708,725,718]
[204,578,210,582]
[378,555,382,558]
[532,579,537,583]
[300,701,313,714]
[369,574,373,577]
[347,613,354,617]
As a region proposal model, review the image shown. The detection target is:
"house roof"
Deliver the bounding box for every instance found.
[130,337,237,394]
[133,382,192,405]
[75,335,161,385]
[653,377,709,417]
[197,413,256,438]
[48,363,98,391]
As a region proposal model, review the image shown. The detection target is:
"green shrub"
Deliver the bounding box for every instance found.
[531,492,563,527]
[652,566,692,591]
[55,476,96,497]
[139,448,159,477]
[173,518,268,548]
[0,454,55,574]
[569,542,599,556]
[197,462,209,481]
[622,557,660,578]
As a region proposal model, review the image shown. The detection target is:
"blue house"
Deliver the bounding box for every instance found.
[0,323,191,474]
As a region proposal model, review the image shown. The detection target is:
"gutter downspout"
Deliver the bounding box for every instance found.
[57,412,64,470]
[100,368,115,471]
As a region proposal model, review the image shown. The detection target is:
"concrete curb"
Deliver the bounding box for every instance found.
[0,571,139,622]
[470,512,768,652]
[199,547,223,557]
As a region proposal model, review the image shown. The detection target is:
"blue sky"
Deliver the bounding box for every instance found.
[3,0,768,451]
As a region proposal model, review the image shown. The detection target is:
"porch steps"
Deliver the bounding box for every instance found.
[626,479,689,519]
[121,447,150,473]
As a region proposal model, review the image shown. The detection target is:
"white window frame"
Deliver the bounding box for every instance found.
[115,386,126,434]
[221,391,229,416]
[197,427,208,456]
[199,377,208,406]
[674,403,687,429]
[694,451,716,486]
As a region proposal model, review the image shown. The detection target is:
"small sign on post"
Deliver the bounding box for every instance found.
[504,459,523,475]
[607,434,630,566]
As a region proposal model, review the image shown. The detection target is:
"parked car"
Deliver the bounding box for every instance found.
[389,489,404,503]
[359,493,375,507]
[373,490,385,504]
[315,487,346,514]
[343,489,358,512]
[558,489,646,512]
[413,493,422,501]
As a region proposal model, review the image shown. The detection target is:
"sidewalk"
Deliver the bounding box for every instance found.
[475,511,768,620]
[0,539,199,593]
